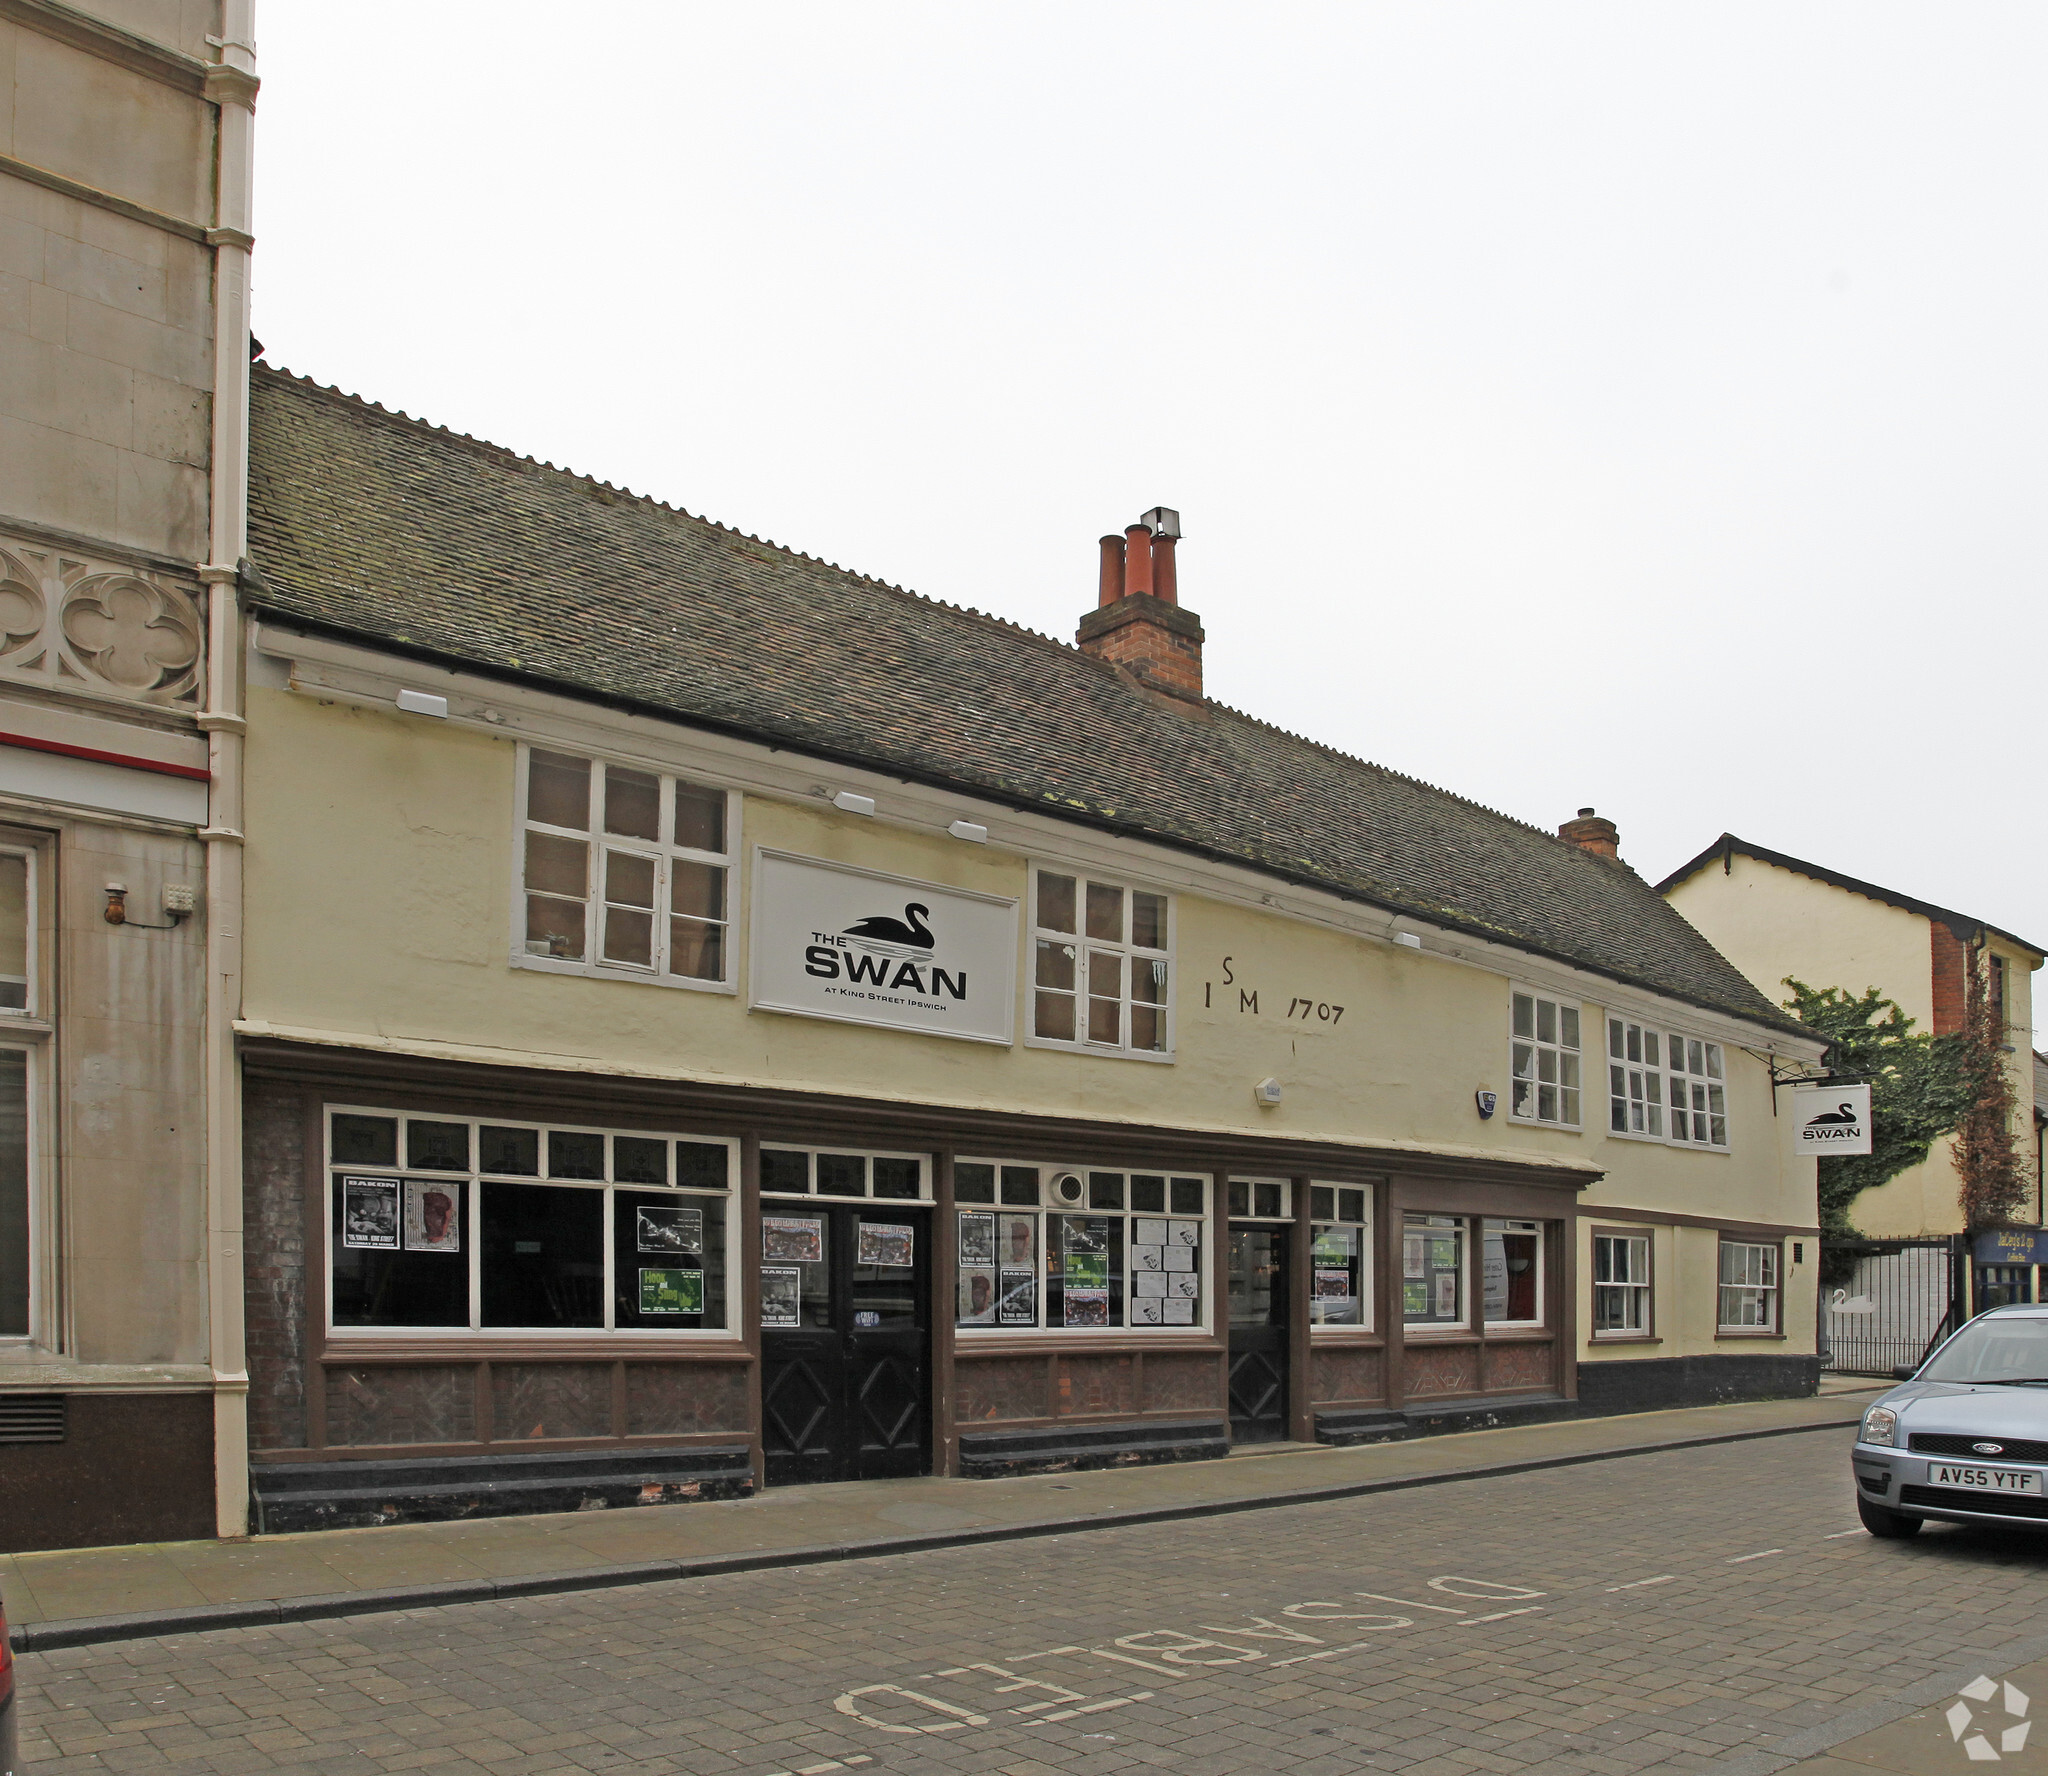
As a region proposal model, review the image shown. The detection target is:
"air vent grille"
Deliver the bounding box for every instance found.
[0,1392,66,1444]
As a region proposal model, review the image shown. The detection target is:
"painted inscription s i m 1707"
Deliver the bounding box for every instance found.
[1201,955,1345,1027]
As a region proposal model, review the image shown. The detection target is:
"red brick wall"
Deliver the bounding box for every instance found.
[1930,920,1972,1036]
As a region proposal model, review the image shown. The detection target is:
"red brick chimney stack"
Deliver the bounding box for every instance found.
[1558,807,1620,859]
[1078,509,1204,707]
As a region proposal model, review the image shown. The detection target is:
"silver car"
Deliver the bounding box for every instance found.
[1853,1303,2048,1537]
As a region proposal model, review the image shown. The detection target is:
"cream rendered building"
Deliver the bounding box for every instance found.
[1661,837,2042,1240]
[227,373,1828,1528]
[0,0,255,1549]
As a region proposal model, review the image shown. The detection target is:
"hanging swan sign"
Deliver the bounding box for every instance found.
[1791,1082,1873,1155]
[749,848,1018,1044]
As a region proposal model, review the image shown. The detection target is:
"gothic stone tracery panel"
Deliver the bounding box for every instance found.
[0,534,203,707]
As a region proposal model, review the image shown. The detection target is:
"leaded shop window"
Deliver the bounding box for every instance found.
[759,1146,930,1202]
[327,1108,735,1333]
[1607,1017,1728,1149]
[1309,1183,1373,1328]
[953,1162,1208,1331]
[1403,1212,1466,1328]
[1031,869,1171,1056]
[1593,1232,1651,1334]
[1481,1219,1542,1324]
[520,746,732,985]
[1510,990,1580,1126]
[1717,1239,1779,1331]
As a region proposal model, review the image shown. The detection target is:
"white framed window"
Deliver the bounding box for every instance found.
[1717,1239,1780,1332]
[1592,1230,1652,1336]
[760,1144,931,1203]
[1403,1212,1467,1330]
[1510,989,1580,1126]
[0,844,38,1342]
[517,745,734,990]
[1309,1183,1373,1330]
[1482,1219,1543,1326]
[1029,868,1172,1057]
[1606,1017,1728,1148]
[325,1107,737,1335]
[952,1162,1209,1332]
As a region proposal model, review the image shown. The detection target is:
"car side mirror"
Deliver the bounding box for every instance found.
[1891,1365,1918,1381]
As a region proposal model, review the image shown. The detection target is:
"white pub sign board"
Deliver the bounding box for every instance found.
[749,849,1018,1044]
[1792,1083,1873,1155]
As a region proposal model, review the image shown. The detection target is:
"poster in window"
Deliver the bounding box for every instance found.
[1063,1218,1108,1255]
[1434,1272,1458,1318]
[1065,1251,1109,1290]
[760,1266,803,1327]
[958,1265,997,1324]
[1129,1240,1164,1273]
[1312,1227,1354,1264]
[999,1266,1035,1324]
[1163,1295,1195,1324]
[958,1212,996,1264]
[342,1177,399,1249]
[858,1222,915,1268]
[1001,1215,1035,1267]
[1130,1296,1165,1325]
[1064,1288,1110,1328]
[1168,1271,1201,1299]
[1133,1218,1169,1248]
[638,1267,704,1315]
[1429,1238,1458,1272]
[1161,1240,1194,1272]
[1403,1279,1428,1316]
[1403,1234,1425,1278]
[1481,1233,1509,1320]
[762,1216,824,1264]
[637,1204,703,1257]
[1315,1267,1352,1302]
[1169,1220,1199,1247]
[403,1180,461,1253]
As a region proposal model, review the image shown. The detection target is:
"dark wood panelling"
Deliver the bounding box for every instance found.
[1142,1352,1223,1415]
[492,1363,614,1441]
[1309,1343,1384,1406]
[955,1355,1051,1423]
[624,1362,751,1437]
[1055,1354,1136,1417]
[324,1365,476,1447]
[1404,1341,1481,1399]
[1483,1340,1554,1393]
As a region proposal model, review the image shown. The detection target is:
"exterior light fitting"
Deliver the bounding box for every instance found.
[832,791,876,816]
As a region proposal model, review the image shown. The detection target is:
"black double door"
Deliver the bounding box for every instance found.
[1228,1226,1291,1443]
[760,1201,931,1486]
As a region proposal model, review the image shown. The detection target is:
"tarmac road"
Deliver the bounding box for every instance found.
[14,1427,2048,1776]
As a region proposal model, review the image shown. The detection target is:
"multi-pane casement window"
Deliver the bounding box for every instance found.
[1482,1219,1543,1325]
[326,1108,736,1334]
[1031,870,1171,1056]
[1717,1239,1780,1331]
[1592,1231,1652,1335]
[1606,1017,1728,1148]
[953,1162,1208,1330]
[1308,1184,1373,1328]
[1403,1212,1467,1328]
[1510,990,1580,1126]
[519,747,732,987]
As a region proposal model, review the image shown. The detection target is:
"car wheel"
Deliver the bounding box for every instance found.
[1857,1494,1923,1538]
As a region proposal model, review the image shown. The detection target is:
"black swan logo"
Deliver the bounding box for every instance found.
[1809,1101,1860,1125]
[842,902,935,956]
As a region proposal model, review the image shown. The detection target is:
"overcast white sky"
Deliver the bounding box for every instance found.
[252,3,2048,1021]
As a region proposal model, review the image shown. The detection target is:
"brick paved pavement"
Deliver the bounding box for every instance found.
[14,1427,2048,1776]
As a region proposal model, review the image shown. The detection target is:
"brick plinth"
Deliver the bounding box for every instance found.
[1930,919,1972,1035]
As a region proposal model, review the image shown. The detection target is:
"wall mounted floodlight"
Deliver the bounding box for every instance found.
[1392,932,1423,950]
[396,689,449,718]
[947,819,989,843]
[832,791,877,816]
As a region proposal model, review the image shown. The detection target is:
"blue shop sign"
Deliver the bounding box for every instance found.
[1973,1228,2048,1266]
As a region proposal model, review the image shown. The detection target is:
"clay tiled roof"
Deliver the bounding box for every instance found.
[244,366,1808,1038]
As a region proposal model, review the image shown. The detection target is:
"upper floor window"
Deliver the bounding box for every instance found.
[0,849,27,1012]
[1989,954,2009,1029]
[1606,1017,1728,1148]
[1510,990,1580,1126]
[519,747,731,987]
[1031,870,1171,1055]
